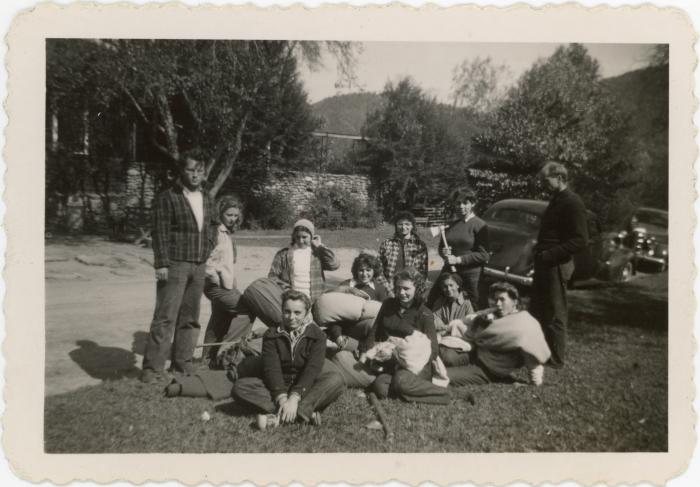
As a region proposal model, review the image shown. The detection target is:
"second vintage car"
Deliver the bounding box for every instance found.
[480,199,636,289]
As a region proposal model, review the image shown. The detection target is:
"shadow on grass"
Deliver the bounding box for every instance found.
[69,340,140,381]
[569,274,667,332]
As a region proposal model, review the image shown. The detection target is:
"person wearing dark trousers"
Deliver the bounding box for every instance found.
[202,196,252,366]
[530,161,588,368]
[361,267,450,405]
[232,290,345,430]
[432,186,489,310]
[446,282,550,386]
[141,157,215,383]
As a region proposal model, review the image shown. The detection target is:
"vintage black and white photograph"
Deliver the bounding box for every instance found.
[41,36,670,454]
[4,2,696,485]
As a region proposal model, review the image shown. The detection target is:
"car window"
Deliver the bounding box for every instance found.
[484,208,541,230]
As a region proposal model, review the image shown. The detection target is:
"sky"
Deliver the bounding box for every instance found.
[300,42,656,103]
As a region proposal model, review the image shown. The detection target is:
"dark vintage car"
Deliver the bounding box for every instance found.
[625,207,668,272]
[481,199,636,288]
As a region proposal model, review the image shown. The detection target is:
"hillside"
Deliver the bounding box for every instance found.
[602,64,669,209]
[311,92,383,135]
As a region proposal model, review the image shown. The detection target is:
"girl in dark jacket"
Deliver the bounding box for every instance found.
[232,290,345,430]
[362,267,450,405]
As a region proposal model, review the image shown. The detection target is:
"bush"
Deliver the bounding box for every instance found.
[307,187,382,229]
[244,192,294,229]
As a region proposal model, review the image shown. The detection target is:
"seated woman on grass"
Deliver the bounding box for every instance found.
[323,251,391,352]
[361,267,450,405]
[446,282,551,387]
[232,290,345,430]
[431,272,475,367]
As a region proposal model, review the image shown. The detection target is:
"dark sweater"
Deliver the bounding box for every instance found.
[261,322,326,399]
[364,298,439,360]
[535,188,589,266]
[438,217,490,270]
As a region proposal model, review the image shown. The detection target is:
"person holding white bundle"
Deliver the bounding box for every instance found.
[361,267,450,405]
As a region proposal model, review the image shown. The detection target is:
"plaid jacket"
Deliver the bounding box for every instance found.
[377,234,429,294]
[151,183,216,269]
[268,245,340,301]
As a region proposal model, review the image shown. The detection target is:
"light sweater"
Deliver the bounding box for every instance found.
[292,247,312,297]
[182,188,204,232]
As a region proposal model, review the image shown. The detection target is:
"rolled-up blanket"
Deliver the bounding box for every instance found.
[243,278,284,328]
[313,292,365,326]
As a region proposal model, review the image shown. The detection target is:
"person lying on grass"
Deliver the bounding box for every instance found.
[360,267,450,405]
[446,282,551,387]
[430,272,475,367]
[268,218,340,302]
[321,251,390,353]
[232,290,345,430]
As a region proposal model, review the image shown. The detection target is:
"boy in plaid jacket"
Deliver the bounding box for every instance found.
[141,157,216,383]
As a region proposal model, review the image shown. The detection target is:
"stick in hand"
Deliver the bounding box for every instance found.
[430,224,457,273]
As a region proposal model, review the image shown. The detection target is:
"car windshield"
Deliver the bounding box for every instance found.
[635,210,668,227]
[484,207,541,230]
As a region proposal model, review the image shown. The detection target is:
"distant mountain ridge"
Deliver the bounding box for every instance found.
[311,92,383,135]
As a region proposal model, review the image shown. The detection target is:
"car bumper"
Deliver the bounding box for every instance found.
[634,254,666,270]
[483,267,533,287]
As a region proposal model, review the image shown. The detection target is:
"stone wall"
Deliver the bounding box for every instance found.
[47,166,372,233]
[262,171,371,213]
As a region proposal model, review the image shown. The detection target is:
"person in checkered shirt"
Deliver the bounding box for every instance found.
[140,157,216,383]
[376,211,429,297]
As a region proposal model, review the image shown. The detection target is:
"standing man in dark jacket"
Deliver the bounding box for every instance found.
[531,161,588,368]
[140,157,215,383]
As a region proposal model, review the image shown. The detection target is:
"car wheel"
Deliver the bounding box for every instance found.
[618,262,633,282]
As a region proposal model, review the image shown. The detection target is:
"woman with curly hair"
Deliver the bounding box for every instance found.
[320,251,392,352]
[361,267,450,405]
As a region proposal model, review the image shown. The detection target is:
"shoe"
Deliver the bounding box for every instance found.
[164,382,182,397]
[256,414,279,431]
[140,369,160,384]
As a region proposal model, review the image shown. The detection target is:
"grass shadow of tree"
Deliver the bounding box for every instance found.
[569,275,667,332]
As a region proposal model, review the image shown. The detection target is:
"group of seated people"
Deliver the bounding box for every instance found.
[165,211,552,431]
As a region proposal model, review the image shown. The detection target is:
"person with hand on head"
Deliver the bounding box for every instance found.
[202,196,253,367]
[232,290,345,430]
[376,211,429,298]
[432,186,489,310]
[530,161,588,368]
[268,218,340,302]
[141,156,216,383]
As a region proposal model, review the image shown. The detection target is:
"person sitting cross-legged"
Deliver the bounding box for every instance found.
[232,290,345,430]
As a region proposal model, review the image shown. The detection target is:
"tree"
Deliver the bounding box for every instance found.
[450,56,511,113]
[46,39,360,201]
[472,44,638,223]
[356,78,472,216]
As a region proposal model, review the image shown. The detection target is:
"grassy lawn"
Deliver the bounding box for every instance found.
[44,273,667,453]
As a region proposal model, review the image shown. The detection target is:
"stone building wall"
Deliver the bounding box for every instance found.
[47,166,372,232]
[262,171,371,213]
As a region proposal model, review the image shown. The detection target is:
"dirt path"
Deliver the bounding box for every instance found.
[45,240,443,396]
